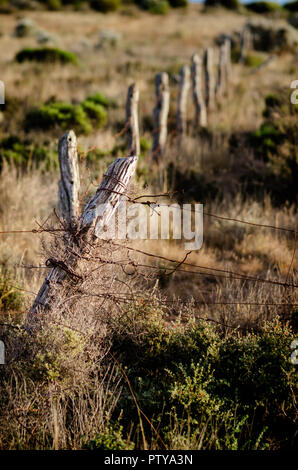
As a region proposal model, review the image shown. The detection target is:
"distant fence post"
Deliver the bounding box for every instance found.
[224,39,232,95]
[126,83,140,157]
[191,53,207,128]
[58,130,80,228]
[240,25,252,64]
[203,47,215,112]
[224,39,232,78]
[177,65,191,138]
[152,72,170,162]
[216,44,226,100]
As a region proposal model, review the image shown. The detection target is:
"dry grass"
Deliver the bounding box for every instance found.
[0,6,297,450]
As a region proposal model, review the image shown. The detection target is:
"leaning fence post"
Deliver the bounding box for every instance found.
[177,65,191,137]
[203,47,215,112]
[191,53,207,128]
[58,130,80,227]
[29,148,138,318]
[152,72,170,162]
[216,44,226,100]
[126,83,140,157]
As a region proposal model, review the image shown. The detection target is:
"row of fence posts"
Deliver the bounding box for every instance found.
[125,38,232,163]
[124,26,253,163]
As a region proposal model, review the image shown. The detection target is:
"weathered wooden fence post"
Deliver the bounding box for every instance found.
[29,130,138,318]
[203,47,215,112]
[240,25,252,64]
[191,53,207,128]
[58,130,80,228]
[126,83,140,157]
[216,44,226,100]
[152,72,170,162]
[177,65,191,137]
[224,39,232,77]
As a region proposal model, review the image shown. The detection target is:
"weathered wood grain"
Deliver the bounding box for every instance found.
[152,72,170,162]
[177,65,191,137]
[240,26,252,64]
[191,53,207,128]
[203,47,215,111]
[58,130,80,227]
[224,38,232,82]
[126,83,140,157]
[216,44,226,100]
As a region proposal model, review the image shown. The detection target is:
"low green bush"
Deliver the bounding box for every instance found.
[284,0,298,12]
[90,0,121,12]
[168,0,188,7]
[146,0,170,14]
[264,92,282,110]
[86,92,110,107]
[140,137,151,153]
[0,136,58,170]
[244,53,265,68]
[25,102,92,134]
[25,95,108,134]
[81,100,107,127]
[204,0,239,10]
[85,422,135,450]
[246,1,281,14]
[43,0,62,10]
[250,123,284,158]
[111,300,297,449]
[15,47,78,65]
[0,271,23,313]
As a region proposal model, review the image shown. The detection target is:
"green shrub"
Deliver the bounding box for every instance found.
[85,92,110,107]
[0,136,58,170]
[251,123,283,157]
[112,301,297,449]
[146,0,170,14]
[168,0,188,7]
[85,422,134,450]
[204,0,239,10]
[264,92,282,110]
[25,102,92,134]
[90,0,121,12]
[44,0,62,9]
[0,272,23,312]
[244,52,265,68]
[246,1,281,14]
[81,100,108,127]
[15,47,78,65]
[284,0,298,12]
[25,96,110,134]
[140,137,151,153]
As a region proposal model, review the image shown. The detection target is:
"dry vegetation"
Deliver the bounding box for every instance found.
[0,4,297,450]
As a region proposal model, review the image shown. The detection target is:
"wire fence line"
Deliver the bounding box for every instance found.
[0,191,297,299]
[0,207,296,235]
